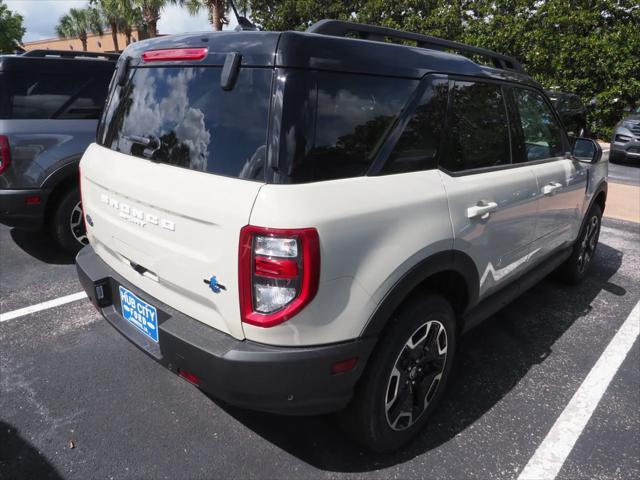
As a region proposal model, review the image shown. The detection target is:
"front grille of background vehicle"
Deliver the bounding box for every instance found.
[627,147,640,154]
[630,123,640,136]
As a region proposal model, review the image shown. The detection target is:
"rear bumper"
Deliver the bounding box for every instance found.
[76,245,376,415]
[0,188,48,230]
[611,138,640,162]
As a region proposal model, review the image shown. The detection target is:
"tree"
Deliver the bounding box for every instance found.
[249,0,640,137]
[92,0,124,51]
[56,7,104,51]
[133,0,168,37]
[182,0,250,31]
[0,0,25,53]
[120,0,143,45]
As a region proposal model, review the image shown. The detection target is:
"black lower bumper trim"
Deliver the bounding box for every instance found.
[0,188,48,230]
[76,245,376,415]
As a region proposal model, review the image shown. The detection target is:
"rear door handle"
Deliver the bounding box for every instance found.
[542,182,562,196]
[467,201,498,219]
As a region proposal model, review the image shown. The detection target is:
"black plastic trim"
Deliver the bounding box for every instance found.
[0,188,49,229]
[75,245,376,415]
[361,250,479,337]
[461,247,572,333]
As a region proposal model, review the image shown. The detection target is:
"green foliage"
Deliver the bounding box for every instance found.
[56,7,104,51]
[0,0,25,53]
[248,0,640,138]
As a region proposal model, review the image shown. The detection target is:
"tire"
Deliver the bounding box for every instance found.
[339,293,456,452]
[558,203,602,284]
[50,186,88,253]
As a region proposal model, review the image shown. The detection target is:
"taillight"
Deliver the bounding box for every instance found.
[239,226,320,328]
[0,135,11,175]
[142,48,208,62]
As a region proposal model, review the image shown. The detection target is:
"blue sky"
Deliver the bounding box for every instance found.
[6,0,223,43]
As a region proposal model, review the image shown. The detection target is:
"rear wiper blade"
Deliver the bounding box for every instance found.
[123,134,159,149]
[123,134,162,160]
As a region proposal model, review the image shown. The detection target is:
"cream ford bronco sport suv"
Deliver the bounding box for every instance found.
[76,20,607,452]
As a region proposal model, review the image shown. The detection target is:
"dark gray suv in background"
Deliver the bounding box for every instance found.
[610,106,640,164]
[0,50,117,251]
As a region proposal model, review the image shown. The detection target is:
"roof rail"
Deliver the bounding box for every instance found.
[306,20,524,73]
[22,50,120,61]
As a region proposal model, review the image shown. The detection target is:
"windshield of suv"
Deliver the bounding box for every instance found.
[100,66,271,181]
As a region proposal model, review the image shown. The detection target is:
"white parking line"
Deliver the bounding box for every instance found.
[518,300,640,480]
[0,291,88,323]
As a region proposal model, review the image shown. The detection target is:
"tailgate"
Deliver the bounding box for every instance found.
[81,144,263,339]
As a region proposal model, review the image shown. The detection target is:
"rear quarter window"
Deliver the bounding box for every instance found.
[0,71,110,120]
[281,72,418,183]
[101,67,272,181]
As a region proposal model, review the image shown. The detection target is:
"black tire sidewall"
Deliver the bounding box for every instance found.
[342,293,456,452]
[51,187,85,253]
[563,203,603,284]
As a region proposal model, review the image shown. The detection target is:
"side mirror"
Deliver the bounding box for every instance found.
[572,137,602,163]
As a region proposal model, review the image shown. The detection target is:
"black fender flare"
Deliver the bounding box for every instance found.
[361,250,479,337]
[41,157,81,193]
[588,179,607,213]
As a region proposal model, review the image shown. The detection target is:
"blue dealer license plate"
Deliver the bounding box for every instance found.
[119,286,159,343]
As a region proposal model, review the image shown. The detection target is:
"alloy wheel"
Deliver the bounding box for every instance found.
[70,201,88,246]
[577,215,599,274]
[384,320,448,431]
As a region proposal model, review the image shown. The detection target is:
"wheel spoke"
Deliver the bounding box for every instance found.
[384,319,448,431]
[69,201,88,245]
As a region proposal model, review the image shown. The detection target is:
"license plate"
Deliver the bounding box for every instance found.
[119,286,159,343]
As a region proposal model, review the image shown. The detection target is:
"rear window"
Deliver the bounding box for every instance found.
[100,67,272,181]
[0,71,110,120]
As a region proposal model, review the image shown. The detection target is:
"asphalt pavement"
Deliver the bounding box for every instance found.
[1,211,639,478]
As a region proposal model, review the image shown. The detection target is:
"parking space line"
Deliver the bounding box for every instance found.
[518,300,640,480]
[0,291,88,323]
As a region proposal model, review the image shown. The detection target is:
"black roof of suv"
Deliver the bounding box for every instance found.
[117,20,537,87]
[98,20,554,186]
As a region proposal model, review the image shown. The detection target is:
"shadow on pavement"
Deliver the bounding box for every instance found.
[9,228,75,265]
[0,421,62,480]
[217,242,626,472]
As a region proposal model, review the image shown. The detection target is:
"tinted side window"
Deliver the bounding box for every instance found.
[442,81,511,172]
[297,73,417,182]
[381,79,448,175]
[58,75,111,120]
[0,72,108,120]
[513,88,564,162]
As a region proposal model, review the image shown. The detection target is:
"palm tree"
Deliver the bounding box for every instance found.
[182,1,249,32]
[56,7,103,51]
[92,0,123,51]
[120,1,143,45]
[132,0,168,37]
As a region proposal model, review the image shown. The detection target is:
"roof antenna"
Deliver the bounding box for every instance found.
[229,0,258,31]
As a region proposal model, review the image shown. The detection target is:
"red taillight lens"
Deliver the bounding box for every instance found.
[239,226,320,328]
[142,48,208,62]
[0,135,11,175]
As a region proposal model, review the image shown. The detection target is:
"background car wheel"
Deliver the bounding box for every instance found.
[338,293,456,453]
[51,187,88,253]
[558,203,602,285]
